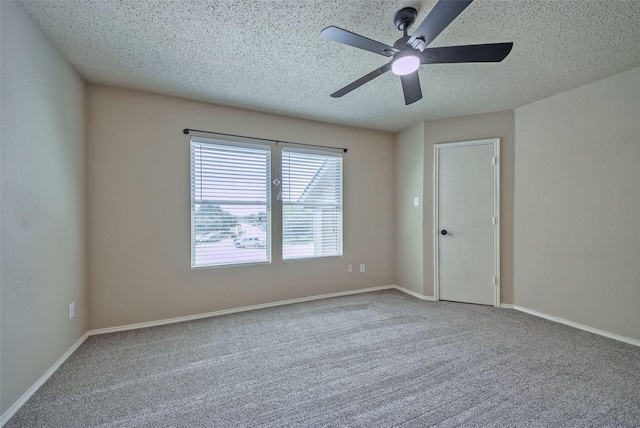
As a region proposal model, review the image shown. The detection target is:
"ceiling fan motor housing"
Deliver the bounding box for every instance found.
[393,35,412,50]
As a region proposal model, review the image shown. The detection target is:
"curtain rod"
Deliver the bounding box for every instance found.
[183,128,348,153]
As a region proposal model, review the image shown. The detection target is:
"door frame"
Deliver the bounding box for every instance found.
[433,138,501,306]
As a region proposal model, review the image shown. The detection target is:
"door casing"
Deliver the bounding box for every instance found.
[433,138,501,306]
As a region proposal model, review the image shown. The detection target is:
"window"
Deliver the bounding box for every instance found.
[281,147,343,260]
[191,137,270,267]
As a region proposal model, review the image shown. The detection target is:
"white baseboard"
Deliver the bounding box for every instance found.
[88,285,396,336]
[500,303,514,309]
[393,285,436,301]
[514,305,640,348]
[0,332,89,426]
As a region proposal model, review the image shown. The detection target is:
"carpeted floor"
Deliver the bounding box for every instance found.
[6,290,640,427]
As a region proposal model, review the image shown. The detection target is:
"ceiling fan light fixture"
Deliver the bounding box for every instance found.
[391,54,420,76]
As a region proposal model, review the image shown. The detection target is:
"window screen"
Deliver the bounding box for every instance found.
[191,138,270,267]
[281,147,343,260]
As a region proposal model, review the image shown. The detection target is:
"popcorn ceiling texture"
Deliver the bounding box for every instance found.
[18,0,640,132]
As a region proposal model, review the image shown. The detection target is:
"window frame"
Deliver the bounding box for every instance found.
[190,136,272,268]
[280,146,344,261]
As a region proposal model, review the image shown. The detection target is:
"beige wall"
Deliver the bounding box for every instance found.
[514,66,640,341]
[421,111,515,302]
[0,1,88,415]
[395,122,425,295]
[87,85,395,329]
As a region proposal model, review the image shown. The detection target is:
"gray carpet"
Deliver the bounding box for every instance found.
[6,290,640,427]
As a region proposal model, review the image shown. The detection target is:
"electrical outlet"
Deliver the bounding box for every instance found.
[69,302,75,319]
[348,264,353,273]
[360,264,365,273]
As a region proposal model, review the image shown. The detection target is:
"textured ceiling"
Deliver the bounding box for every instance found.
[18,0,640,132]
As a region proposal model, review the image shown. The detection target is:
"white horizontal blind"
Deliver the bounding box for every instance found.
[282,147,343,260]
[191,138,270,267]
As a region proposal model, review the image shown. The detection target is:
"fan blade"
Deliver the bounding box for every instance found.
[331,63,392,98]
[321,26,398,57]
[400,72,422,105]
[407,0,473,48]
[422,42,513,63]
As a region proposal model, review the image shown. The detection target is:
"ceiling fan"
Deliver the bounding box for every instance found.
[320,0,513,105]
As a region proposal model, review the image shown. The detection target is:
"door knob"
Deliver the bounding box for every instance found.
[440,229,453,236]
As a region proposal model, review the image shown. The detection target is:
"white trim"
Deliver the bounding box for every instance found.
[494,141,501,307]
[433,146,440,302]
[393,285,436,301]
[514,305,640,348]
[433,138,501,306]
[88,285,395,336]
[0,332,89,427]
[500,303,514,309]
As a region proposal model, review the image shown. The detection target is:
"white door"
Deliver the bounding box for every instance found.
[434,139,499,306]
